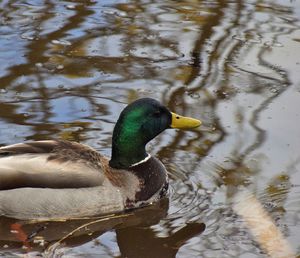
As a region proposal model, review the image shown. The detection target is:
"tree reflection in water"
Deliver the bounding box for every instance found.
[0,0,300,257]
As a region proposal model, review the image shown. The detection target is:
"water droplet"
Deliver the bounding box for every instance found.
[270,87,278,93]
[146,34,156,40]
[248,38,262,44]
[51,39,71,46]
[279,70,286,76]
[115,11,127,17]
[35,63,43,68]
[56,65,64,70]
[188,92,200,99]
[20,33,34,41]
[66,4,76,10]
[273,42,283,47]
[264,41,272,47]
[264,41,283,47]
[232,34,245,42]
[264,202,277,209]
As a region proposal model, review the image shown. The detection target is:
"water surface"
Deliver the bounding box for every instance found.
[0,0,300,257]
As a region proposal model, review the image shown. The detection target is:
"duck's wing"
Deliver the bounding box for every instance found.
[0,140,106,190]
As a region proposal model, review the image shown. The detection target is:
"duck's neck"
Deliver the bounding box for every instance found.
[109,130,148,169]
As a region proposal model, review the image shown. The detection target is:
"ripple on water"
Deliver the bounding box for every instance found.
[1,0,300,257]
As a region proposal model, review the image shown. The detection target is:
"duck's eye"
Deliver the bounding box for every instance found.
[153,110,161,117]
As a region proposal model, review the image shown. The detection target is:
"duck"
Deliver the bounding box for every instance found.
[0,98,201,220]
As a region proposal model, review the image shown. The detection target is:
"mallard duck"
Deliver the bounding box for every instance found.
[0,98,201,220]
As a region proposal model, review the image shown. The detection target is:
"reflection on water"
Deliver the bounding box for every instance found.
[233,189,295,258]
[1,0,300,257]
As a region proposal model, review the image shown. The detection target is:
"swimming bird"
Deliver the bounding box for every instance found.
[0,98,201,220]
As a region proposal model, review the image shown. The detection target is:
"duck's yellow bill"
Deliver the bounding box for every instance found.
[171,112,202,129]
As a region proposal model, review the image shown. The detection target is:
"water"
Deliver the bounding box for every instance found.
[0,0,300,257]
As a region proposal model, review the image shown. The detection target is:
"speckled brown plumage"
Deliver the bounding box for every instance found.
[46,140,103,168]
[99,156,127,188]
[0,140,105,190]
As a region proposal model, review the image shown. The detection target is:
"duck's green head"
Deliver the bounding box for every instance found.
[109,98,201,169]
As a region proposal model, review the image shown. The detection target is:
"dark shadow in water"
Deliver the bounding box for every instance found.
[0,198,205,257]
[116,222,205,258]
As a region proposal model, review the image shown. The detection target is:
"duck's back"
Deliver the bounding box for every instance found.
[0,140,124,219]
[0,140,105,190]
